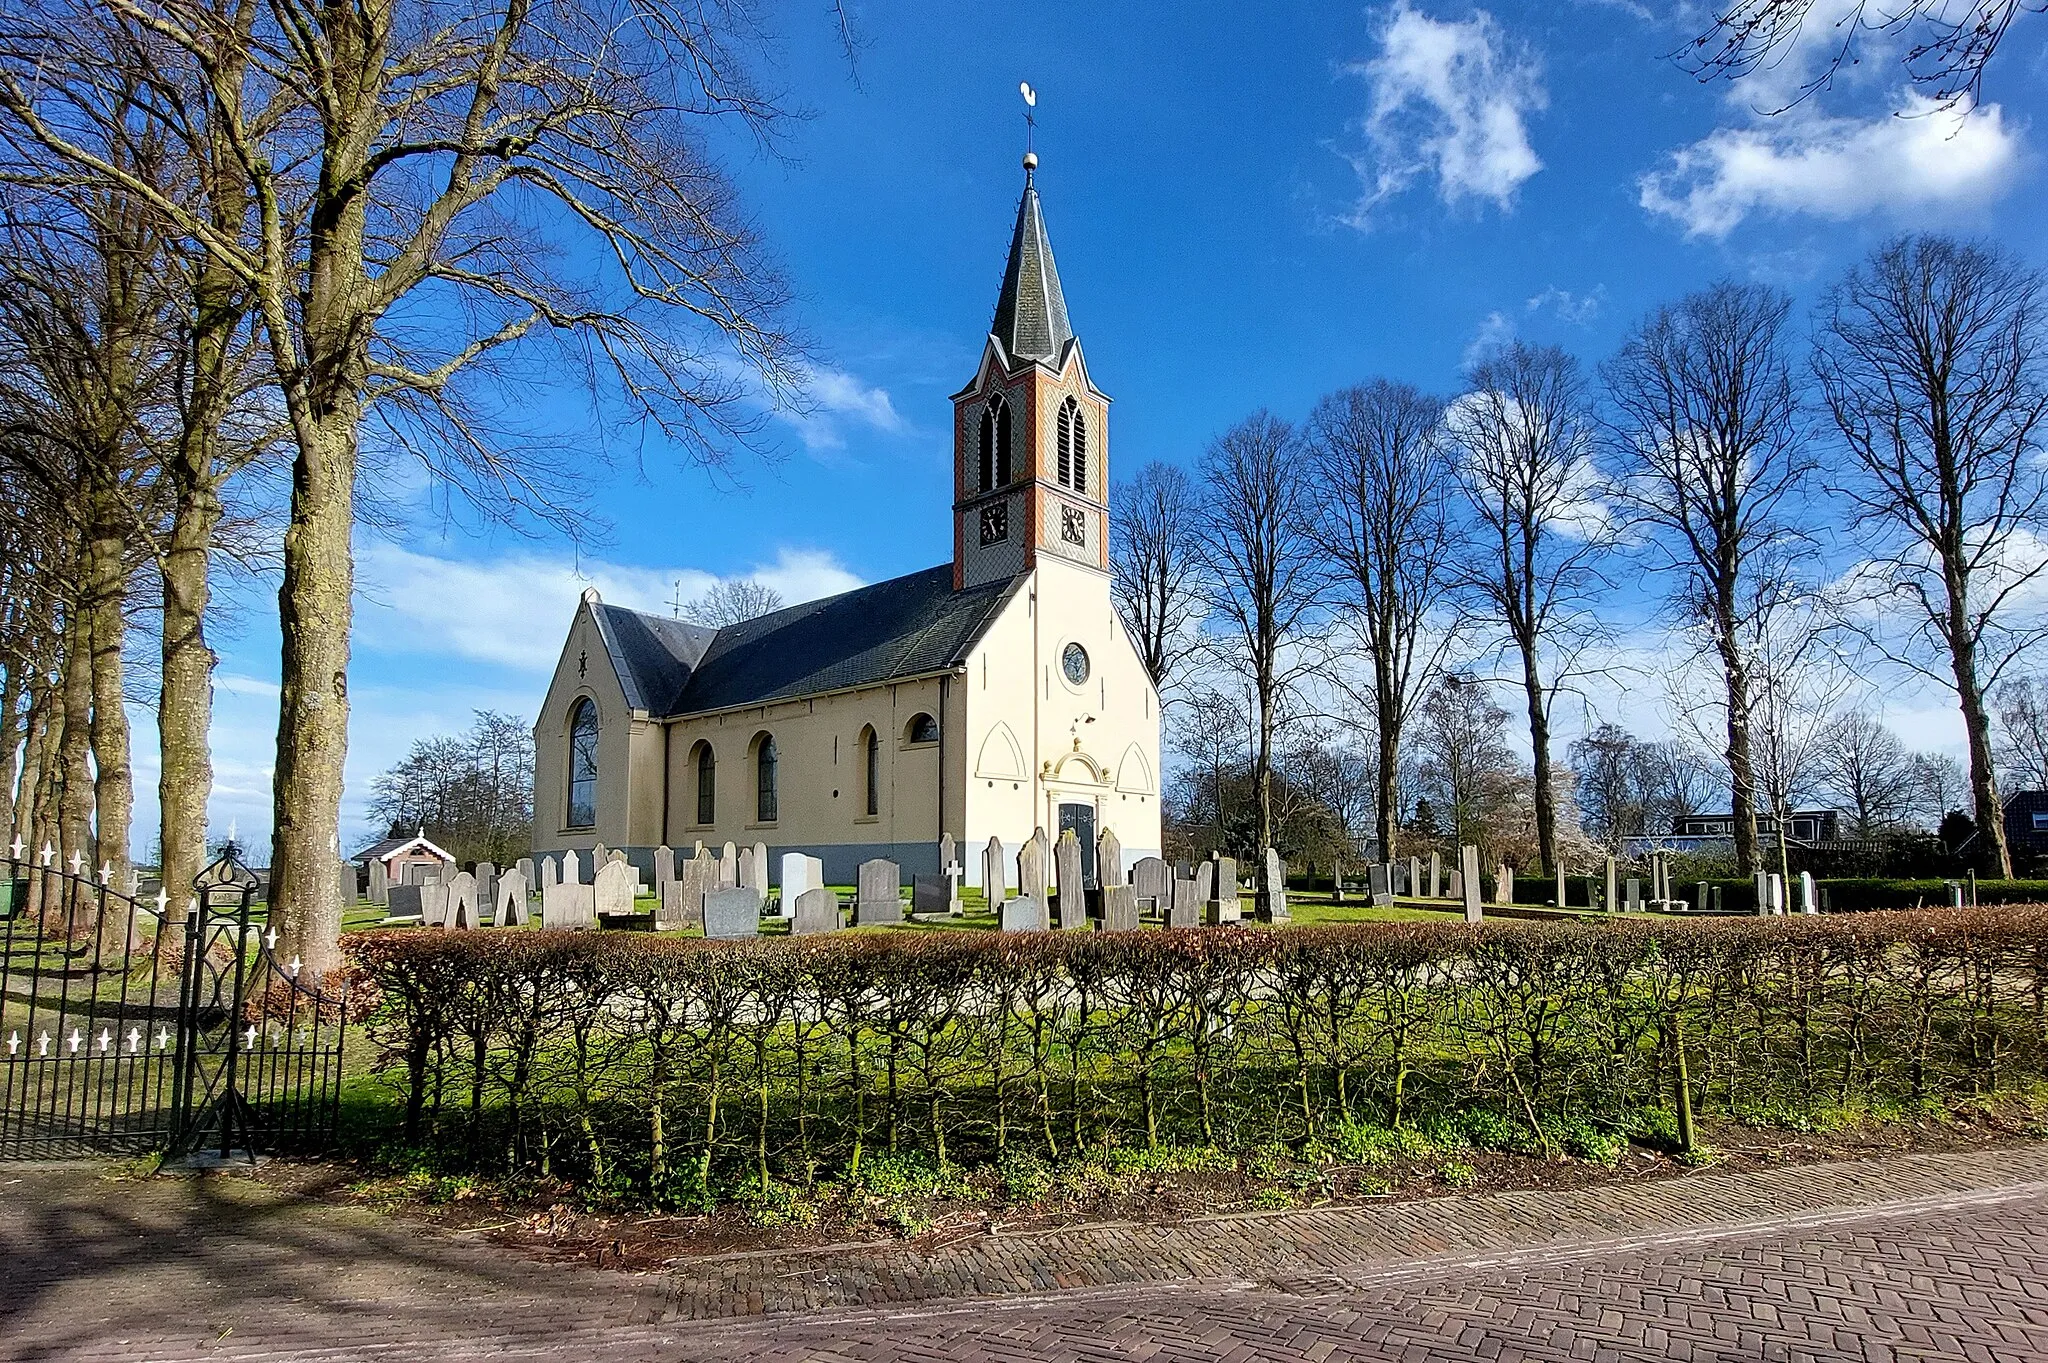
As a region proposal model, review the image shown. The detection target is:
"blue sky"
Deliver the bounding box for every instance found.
[150,0,2048,859]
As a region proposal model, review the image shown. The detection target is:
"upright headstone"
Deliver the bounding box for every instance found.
[737,845,756,893]
[516,857,534,887]
[750,842,769,903]
[856,858,902,925]
[912,874,955,917]
[1555,865,1566,910]
[1408,856,1422,901]
[1496,866,1515,907]
[1460,844,1483,924]
[938,832,957,884]
[338,859,355,912]
[1428,850,1442,899]
[1001,895,1048,932]
[653,845,676,889]
[442,871,476,930]
[562,848,583,885]
[541,875,596,930]
[496,865,531,926]
[1054,829,1087,930]
[1206,854,1240,924]
[1132,857,1173,915]
[1799,870,1818,915]
[791,887,841,935]
[1694,881,1708,913]
[1097,827,1124,889]
[1027,828,1051,895]
[982,835,1008,904]
[1767,872,1785,916]
[592,842,609,870]
[1101,884,1139,932]
[386,884,425,921]
[1753,870,1771,916]
[781,852,824,905]
[475,862,498,920]
[1167,874,1200,929]
[1605,856,1619,916]
[1447,869,1463,900]
[1625,877,1642,912]
[674,854,714,930]
[421,882,452,928]
[1257,847,1289,923]
[1194,860,1216,915]
[703,886,760,940]
[1017,836,1048,908]
[367,857,389,907]
[594,859,637,917]
[1368,862,1392,907]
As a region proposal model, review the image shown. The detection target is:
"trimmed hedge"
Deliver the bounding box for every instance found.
[343,910,2048,1203]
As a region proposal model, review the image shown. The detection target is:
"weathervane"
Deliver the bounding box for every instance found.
[1019,81,1037,178]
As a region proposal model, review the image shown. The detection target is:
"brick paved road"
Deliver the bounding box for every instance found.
[5,1152,2048,1361]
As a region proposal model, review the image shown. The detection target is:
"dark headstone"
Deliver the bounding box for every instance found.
[704,886,760,940]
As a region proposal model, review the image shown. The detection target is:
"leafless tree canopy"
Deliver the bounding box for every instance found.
[1111,461,1203,697]
[1817,235,2048,874]
[682,577,784,628]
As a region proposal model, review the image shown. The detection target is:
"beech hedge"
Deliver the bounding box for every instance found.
[342,910,2048,1200]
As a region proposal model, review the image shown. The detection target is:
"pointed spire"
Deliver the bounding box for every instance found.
[989,153,1074,366]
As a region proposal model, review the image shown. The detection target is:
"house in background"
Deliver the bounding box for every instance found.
[2001,790,2048,862]
[1623,808,1842,858]
[354,831,457,885]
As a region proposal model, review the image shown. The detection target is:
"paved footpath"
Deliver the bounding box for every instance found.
[4,1146,2048,1361]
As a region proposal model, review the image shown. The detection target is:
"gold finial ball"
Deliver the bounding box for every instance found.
[1022,150,1038,172]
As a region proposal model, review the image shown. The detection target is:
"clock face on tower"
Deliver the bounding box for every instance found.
[1062,642,1090,685]
[979,502,1008,546]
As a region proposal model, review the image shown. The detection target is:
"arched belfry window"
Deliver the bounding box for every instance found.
[567,699,598,828]
[1057,396,1087,492]
[693,741,715,826]
[861,725,880,817]
[754,733,779,822]
[979,394,1012,492]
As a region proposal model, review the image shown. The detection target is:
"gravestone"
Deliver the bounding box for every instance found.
[496,865,530,926]
[1605,857,1619,916]
[1026,828,1050,896]
[516,857,534,887]
[1554,865,1566,910]
[1496,866,1515,907]
[781,852,825,916]
[720,842,739,887]
[1167,875,1200,929]
[1256,848,1289,923]
[594,859,637,917]
[912,874,955,917]
[338,859,355,912]
[938,832,957,884]
[653,845,676,888]
[791,887,841,935]
[475,862,497,920]
[1625,878,1642,912]
[704,886,760,940]
[368,857,389,907]
[1447,869,1463,900]
[386,884,424,921]
[672,854,714,930]
[1694,881,1708,913]
[561,848,583,885]
[737,845,756,893]
[421,883,452,928]
[982,835,1008,902]
[1097,827,1123,889]
[1132,857,1173,915]
[1017,833,1048,903]
[750,843,769,902]
[1460,844,1483,924]
[1753,870,1770,915]
[1429,850,1442,899]
[1766,872,1785,915]
[1368,862,1392,907]
[1798,870,1818,916]
[1101,884,1139,932]
[1206,855,1241,925]
[1001,895,1048,932]
[541,877,596,930]
[446,871,478,930]
[1408,856,1422,901]
[856,858,902,926]
[1054,830,1086,930]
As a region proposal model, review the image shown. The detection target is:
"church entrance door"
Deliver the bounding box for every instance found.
[1058,802,1097,886]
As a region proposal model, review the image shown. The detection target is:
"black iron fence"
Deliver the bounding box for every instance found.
[0,846,345,1160]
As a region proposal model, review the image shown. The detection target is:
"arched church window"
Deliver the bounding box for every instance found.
[979,394,1013,492]
[906,712,940,745]
[1057,396,1087,492]
[861,725,879,817]
[693,741,715,826]
[755,733,778,822]
[567,699,598,829]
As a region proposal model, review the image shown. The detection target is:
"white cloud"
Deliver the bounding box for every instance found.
[353,543,865,671]
[1640,92,2022,238]
[782,365,906,452]
[1525,284,1604,325]
[1342,1,1546,223]
[1461,310,1516,368]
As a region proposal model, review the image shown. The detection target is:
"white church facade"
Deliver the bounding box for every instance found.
[531,156,1162,888]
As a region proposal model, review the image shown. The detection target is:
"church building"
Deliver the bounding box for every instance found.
[531,154,1162,889]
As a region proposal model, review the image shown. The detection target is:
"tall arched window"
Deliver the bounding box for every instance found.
[693,741,715,826]
[861,725,879,817]
[979,394,1012,491]
[1056,396,1086,492]
[566,699,598,828]
[755,733,779,822]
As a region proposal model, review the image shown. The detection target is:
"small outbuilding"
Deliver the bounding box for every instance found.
[355,831,457,886]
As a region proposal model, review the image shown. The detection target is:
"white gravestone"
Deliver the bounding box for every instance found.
[496,865,530,926]
[856,858,902,926]
[593,859,637,918]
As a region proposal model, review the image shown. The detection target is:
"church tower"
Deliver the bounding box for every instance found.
[952,153,1111,591]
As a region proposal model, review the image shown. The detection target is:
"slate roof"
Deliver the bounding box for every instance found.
[989,172,1073,365]
[590,565,1022,719]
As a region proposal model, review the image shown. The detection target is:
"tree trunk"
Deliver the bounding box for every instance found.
[1255,662,1275,854]
[1375,706,1400,864]
[269,405,359,979]
[1716,618,1760,877]
[86,516,131,891]
[158,478,220,920]
[0,655,23,851]
[1519,635,1556,875]
[1951,626,2011,877]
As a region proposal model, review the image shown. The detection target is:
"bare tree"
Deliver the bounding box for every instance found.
[1111,461,1203,697]
[1812,711,1918,837]
[1604,281,1808,878]
[683,578,784,628]
[1447,343,1611,875]
[1744,570,1852,878]
[1679,0,2037,109]
[367,710,533,865]
[1994,675,2048,791]
[1196,412,1324,853]
[1908,750,1969,826]
[1,0,807,973]
[1410,672,1526,861]
[1306,379,1457,862]
[1815,235,2048,876]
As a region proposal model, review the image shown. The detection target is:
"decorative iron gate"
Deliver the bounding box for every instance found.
[0,845,345,1160]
